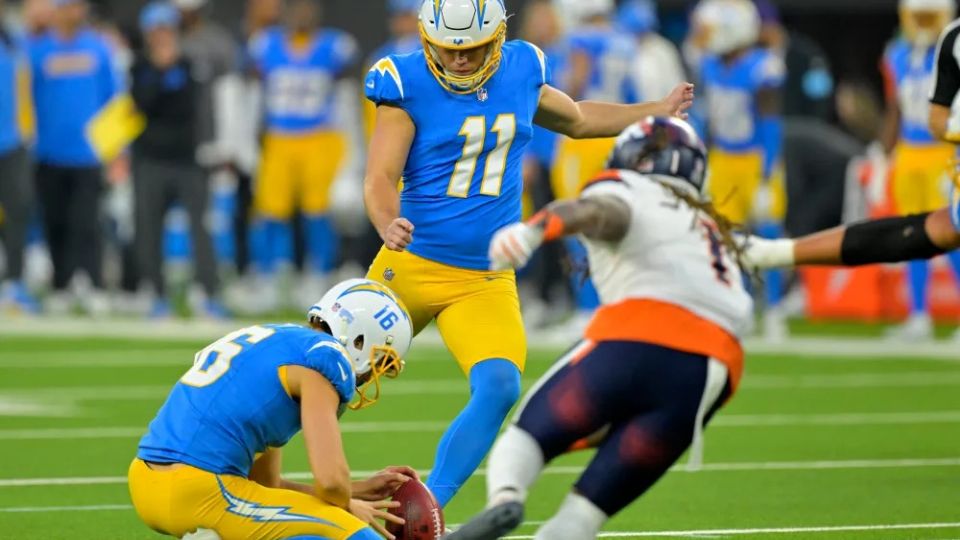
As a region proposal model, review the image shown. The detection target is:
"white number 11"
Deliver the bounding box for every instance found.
[448,114,516,198]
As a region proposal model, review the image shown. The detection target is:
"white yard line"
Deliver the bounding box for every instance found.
[1,319,958,360]
[502,521,960,538]
[5,409,960,440]
[2,371,958,404]
[2,457,959,488]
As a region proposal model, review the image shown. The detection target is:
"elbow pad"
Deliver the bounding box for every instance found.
[840,213,945,266]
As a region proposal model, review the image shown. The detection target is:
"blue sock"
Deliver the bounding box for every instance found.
[907,259,929,315]
[564,238,600,311]
[253,219,292,274]
[426,358,521,507]
[305,214,338,273]
[756,221,785,308]
[947,250,960,285]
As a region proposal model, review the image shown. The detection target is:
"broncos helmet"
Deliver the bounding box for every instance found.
[606,116,708,193]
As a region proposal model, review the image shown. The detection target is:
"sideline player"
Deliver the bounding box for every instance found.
[692,0,789,339]
[248,0,359,308]
[880,0,960,340]
[447,117,752,540]
[128,279,416,540]
[363,0,695,507]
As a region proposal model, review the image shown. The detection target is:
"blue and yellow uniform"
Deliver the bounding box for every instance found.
[364,41,550,373]
[249,26,358,275]
[552,28,637,200]
[128,324,377,540]
[250,27,358,221]
[363,35,420,140]
[883,38,954,215]
[701,48,786,224]
[526,42,568,172]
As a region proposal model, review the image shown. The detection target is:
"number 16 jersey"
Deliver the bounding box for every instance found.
[137,325,355,477]
[365,41,551,270]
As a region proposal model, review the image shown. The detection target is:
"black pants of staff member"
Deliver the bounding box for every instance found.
[133,155,219,299]
[0,146,33,283]
[35,163,105,291]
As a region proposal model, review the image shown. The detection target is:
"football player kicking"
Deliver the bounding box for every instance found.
[446,117,753,540]
[128,279,415,540]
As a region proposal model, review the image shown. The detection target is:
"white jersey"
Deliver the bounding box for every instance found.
[580,170,754,337]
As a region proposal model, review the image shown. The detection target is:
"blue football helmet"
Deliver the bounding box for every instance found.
[606,116,708,193]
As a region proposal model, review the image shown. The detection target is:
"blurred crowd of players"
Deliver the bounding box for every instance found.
[0,0,957,343]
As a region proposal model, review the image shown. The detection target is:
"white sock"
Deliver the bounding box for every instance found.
[486,426,545,507]
[534,492,608,540]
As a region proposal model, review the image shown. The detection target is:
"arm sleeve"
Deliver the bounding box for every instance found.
[303,340,357,404]
[365,56,406,107]
[931,22,960,106]
[97,44,121,108]
[523,41,552,87]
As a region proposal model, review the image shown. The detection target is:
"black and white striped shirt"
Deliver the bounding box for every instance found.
[930,18,960,106]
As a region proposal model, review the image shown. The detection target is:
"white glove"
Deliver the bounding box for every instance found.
[739,235,796,270]
[489,223,545,271]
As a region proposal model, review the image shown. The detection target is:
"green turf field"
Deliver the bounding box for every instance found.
[0,333,958,539]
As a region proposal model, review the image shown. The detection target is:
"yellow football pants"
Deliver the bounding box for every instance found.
[891,143,954,215]
[706,150,786,224]
[255,130,347,220]
[367,249,526,373]
[552,137,617,200]
[128,459,369,540]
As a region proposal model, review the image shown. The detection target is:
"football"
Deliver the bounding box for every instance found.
[386,479,445,540]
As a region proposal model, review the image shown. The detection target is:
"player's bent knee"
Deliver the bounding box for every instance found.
[471,359,522,413]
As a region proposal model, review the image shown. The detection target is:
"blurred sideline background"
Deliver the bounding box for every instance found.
[0,0,957,348]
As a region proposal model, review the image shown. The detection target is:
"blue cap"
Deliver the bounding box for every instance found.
[388,0,421,15]
[140,1,181,31]
[617,0,659,35]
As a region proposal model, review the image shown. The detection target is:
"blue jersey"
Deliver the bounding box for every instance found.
[568,27,638,103]
[138,325,356,477]
[29,28,119,166]
[250,27,358,133]
[883,39,938,145]
[365,40,550,270]
[527,42,569,168]
[0,30,29,154]
[702,48,785,152]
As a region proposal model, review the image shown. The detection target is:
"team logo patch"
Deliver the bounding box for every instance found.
[477,87,489,102]
[384,267,396,282]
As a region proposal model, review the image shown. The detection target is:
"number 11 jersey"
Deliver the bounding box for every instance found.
[365,41,551,270]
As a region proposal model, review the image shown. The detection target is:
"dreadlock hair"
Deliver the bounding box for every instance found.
[654,179,756,279]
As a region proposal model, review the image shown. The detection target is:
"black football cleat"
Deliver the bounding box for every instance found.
[443,501,525,540]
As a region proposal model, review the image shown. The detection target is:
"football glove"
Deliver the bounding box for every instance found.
[489,223,545,271]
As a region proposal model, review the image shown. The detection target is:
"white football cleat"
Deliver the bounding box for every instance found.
[885,314,934,342]
[181,529,221,540]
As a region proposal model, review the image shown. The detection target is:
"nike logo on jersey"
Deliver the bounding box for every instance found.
[338,362,348,382]
[367,80,375,89]
[218,477,342,526]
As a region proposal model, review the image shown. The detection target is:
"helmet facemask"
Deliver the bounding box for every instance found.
[419,20,507,94]
[350,339,405,411]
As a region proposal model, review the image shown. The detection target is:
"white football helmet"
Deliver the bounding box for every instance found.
[554,0,615,30]
[691,0,761,56]
[900,0,956,47]
[307,279,413,410]
[419,0,508,93]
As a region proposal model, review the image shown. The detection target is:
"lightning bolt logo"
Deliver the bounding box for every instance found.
[217,477,343,526]
[370,58,405,100]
